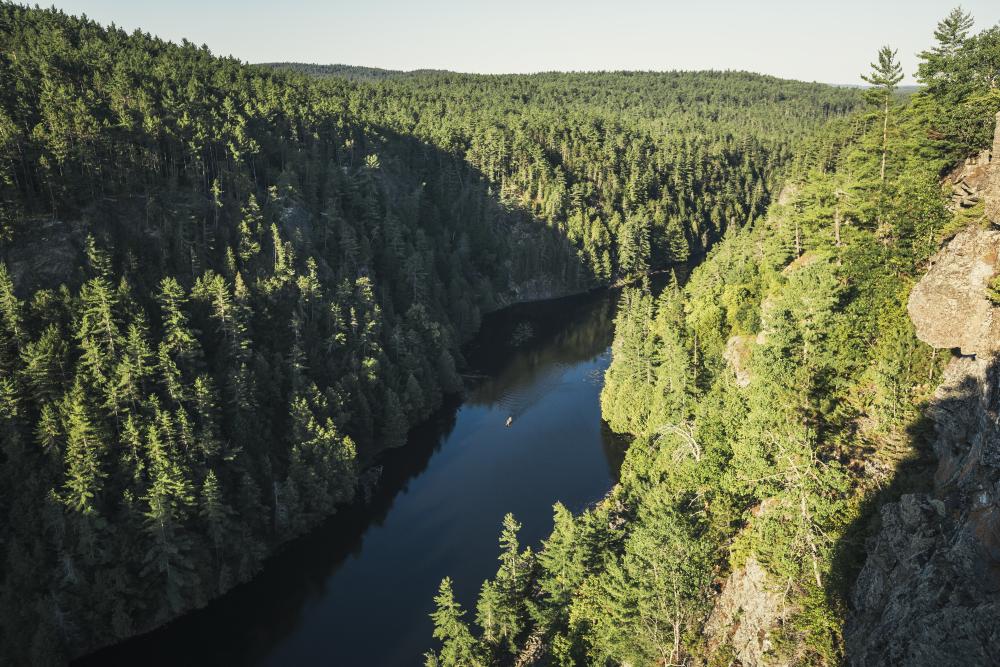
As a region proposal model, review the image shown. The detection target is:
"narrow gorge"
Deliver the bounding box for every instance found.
[1,4,999,667]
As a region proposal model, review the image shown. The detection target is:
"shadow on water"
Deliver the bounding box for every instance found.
[76,286,632,667]
[75,395,464,667]
[465,290,616,412]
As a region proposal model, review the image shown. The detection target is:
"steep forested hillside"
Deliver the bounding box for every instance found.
[278,65,859,283]
[427,10,1000,667]
[0,4,861,665]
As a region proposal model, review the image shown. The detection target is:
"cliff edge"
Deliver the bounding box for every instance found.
[845,115,1000,666]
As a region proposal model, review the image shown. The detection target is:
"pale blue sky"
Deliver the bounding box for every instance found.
[48,1,1000,84]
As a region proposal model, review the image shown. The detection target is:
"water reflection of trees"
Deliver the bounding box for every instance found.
[75,401,463,667]
[78,289,629,667]
[465,291,617,408]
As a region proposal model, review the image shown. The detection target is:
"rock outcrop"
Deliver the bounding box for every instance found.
[988,111,1000,226]
[947,111,1000,217]
[948,150,991,210]
[906,225,1000,356]
[846,224,1000,665]
[849,113,1000,662]
[724,334,753,387]
[848,493,1000,666]
[703,557,787,667]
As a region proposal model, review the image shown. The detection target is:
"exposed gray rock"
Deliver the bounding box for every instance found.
[703,557,787,667]
[724,334,753,387]
[948,149,990,210]
[776,182,799,206]
[847,495,1000,667]
[906,225,1000,357]
[988,111,1000,225]
[848,218,1000,666]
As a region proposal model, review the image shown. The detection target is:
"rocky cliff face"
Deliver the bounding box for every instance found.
[947,111,1000,218]
[988,111,1000,226]
[845,116,1000,665]
[906,226,1000,357]
[703,557,787,667]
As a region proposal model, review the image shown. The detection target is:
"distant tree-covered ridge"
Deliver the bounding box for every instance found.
[259,62,422,81]
[426,9,1000,667]
[284,65,861,283]
[0,2,859,664]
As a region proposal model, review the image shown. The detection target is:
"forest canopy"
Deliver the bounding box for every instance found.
[424,8,1000,667]
[0,3,860,664]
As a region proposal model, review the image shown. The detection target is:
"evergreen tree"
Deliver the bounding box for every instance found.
[61,379,105,516]
[861,46,904,183]
[428,578,482,667]
[916,6,975,95]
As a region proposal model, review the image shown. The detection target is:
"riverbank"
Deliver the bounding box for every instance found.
[76,286,630,666]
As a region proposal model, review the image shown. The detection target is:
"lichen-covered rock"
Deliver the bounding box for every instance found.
[988,111,1000,225]
[906,225,1000,356]
[703,557,787,667]
[848,219,1000,666]
[724,334,753,387]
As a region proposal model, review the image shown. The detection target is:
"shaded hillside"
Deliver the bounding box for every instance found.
[0,5,582,663]
[426,10,1000,667]
[0,4,859,665]
[285,66,861,283]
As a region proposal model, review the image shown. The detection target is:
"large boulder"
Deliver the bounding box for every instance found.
[988,111,1000,226]
[907,225,1000,357]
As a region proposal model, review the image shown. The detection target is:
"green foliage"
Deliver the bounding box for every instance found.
[987,274,1000,305]
[916,8,1000,157]
[861,47,904,103]
[432,9,998,665]
[8,2,993,664]
[862,45,904,185]
[427,578,484,667]
[0,3,857,661]
[275,65,859,282]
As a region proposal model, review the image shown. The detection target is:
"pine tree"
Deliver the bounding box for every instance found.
[111,314,154,412]
[537,502,585,619]
[380,388,409,448]
[140,422,195,617]
[61,379,105,515]
[428,577,482,667]
[200,470,232,561]
[20,323,68,403]
[77,277,122,390]
[156,277,198,364]
[861,46,904,183]
[0,262,23,369]
[917,6,975,95]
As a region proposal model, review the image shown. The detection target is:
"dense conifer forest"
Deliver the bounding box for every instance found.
[0,4,865,664]
[272,64,859,284]
[424,10,1000,667]
[4,2,997,665]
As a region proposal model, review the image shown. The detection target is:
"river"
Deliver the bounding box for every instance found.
[77,287,629,666]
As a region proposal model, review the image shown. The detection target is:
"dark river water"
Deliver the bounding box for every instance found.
[78,288,628,667]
